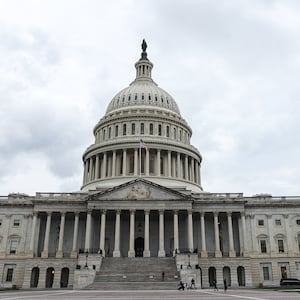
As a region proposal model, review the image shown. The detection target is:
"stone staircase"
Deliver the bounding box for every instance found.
[86,257,179,290]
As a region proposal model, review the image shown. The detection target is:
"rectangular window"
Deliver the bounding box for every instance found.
[166,126,170,137]
[179,129,182,141]
[13,219,20,227]
[123,124,127,136]
[0,219,2,226]
[131,123,135,135]
[108,127,111,138]
[258,219,264,226]
[150,123,153,135]
[260,240,267,253]
[174,128,177,140]
[140,123,144,135]
[275,219,281,226]
[262,266,270,280]
[278,240,284,253]
[103,129,106,140]
[10,240,18,254]
[6,268,13,282]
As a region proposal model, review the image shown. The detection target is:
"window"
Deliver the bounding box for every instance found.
[149,123,153,135]
[158,124,162,136]
[6,268,13,282]
[262,266,270,280]
[128,95,131,101]
[260,240,267,253]
[258,219,264,226]
[166,126,170,137]
[141,94,144,101]
[296,219,300,225]
[108,127,111,138]
[103,129,106,140]
[140,123,144,135]
[174,128,177,140]
[115,125,119,137]
[278,240,284,253]
[135,94,137,101]
[131,123,135,135]
[179,130,182,141]
[13,219,20,227]
[275,219,281,226]
[123,124,127,136]
[10,240,18,254]
[0,219,2,226]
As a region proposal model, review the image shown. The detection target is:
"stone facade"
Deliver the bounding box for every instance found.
[1,42,300,289]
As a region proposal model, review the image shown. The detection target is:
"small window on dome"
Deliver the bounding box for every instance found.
[161,97,164,103]
[131,123,135,135]
[108,127,111,138]
[155,95,158,102]
[166,97,169,104]
[150,123,153,135]
[149,94,151,100]
[135,94,137,101]
[158,124,162,136]
[140,123,144,135]
[142,94,144,101]
[128,95,131,101]
[296,219,300,225]
[122,96,125,103]
[115,125,118,137]
[123,124,127,136]
[166,126,170,137]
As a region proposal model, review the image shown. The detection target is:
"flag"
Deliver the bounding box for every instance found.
[140,139,147,150]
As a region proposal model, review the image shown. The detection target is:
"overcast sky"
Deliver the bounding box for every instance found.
[0,0,299,196]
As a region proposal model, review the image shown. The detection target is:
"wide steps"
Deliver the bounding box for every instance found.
[86,257,179,290]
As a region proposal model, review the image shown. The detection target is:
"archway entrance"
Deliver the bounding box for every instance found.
[45,267,54,288]
[30,267,39,288]
[60,267,69,288]
[208,267,216,287]
[237,266,245,286]
[223,266,231,287]
[135,237,144,257]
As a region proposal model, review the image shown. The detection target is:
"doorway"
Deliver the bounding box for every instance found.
[135,237,144,257]
[45,267,54,288]
[60,267,69,288]
[30,267,39,288]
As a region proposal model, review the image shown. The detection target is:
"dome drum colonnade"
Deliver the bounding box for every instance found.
[81,41,202,193]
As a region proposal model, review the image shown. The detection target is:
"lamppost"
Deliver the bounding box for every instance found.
[187,254,192,269]
[85,251,88,269]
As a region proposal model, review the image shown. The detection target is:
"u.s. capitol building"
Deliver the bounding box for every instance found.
[1,41,300,290]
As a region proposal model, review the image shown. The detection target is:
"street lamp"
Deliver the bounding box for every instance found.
[187,254,192,269]
[85,251,88,269]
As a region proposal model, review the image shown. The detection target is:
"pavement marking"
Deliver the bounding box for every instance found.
[0,290,76,300]
[198,290,269,300]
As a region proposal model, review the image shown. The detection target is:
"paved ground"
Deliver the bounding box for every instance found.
[0,289,300,300]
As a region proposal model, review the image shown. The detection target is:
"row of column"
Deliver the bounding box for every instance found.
[83,149,201,185]
[30,210,245,259]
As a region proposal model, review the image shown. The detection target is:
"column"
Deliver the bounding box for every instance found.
[227,212,236,257]
[200,212,207,257]
[83,161,88,184]
[112,150,116,177]
[172,156,176,177]
[134,149,138,176]
[173,210,179,255]
[29,213,38,256]
[191,158,195,182]
[99,210,106,256]
[122,149,127,176]
[56,212,66,258]
[158,210,165,257]
[84,210,92,252]
[156,149,161,176]
[102,152,107,178]
[95,154,100,179]
[71,213,79,258]
[267,215,275,255]
[185,155,188,180]
[143,210,150,257]
[146,148,149,176]
[284,214,293,255]
[177,153,181,178]
[214,212,222,257]
[241,212,248,256]
[88,158,93,181]
[167,150,171,177]
[113,210,121,257]
[188,210,194,253]
[128,210,135,257]
[41,212,52,258]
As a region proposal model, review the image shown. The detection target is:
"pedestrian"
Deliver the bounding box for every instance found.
[178,279,185,290]
[190,278,195,289]
[224,279,227,292]
[213,279,218,291]
[162,271,165,281]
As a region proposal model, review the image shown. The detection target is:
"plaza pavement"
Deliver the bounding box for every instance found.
[0,289,300,300]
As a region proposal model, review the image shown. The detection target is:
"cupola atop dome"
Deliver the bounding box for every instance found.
[106,40,181,116]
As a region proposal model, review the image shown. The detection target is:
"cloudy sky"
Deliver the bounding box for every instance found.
[0,0,299,196]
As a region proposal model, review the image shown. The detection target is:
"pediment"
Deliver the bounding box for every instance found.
[89,179,188,201]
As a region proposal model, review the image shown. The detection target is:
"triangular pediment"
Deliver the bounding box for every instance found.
[89,179,188,201]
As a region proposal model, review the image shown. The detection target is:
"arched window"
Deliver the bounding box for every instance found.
[166,126,170,137]
[150,123,153,135]
[131,123,135,135]
[158,124,162,136]
[115,125,118,137]
[140,123,144,135]
[123,124,127,136]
